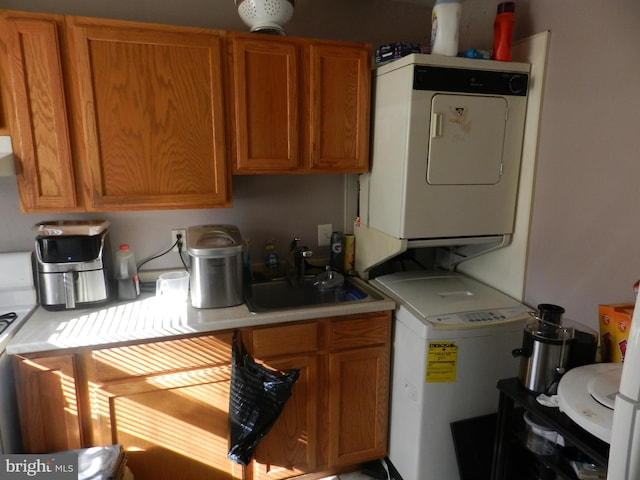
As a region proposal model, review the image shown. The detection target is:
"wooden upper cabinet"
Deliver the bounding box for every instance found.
[228,34,300,173]
[0,9,371,212]
[69,17,230,210]
[0,11,80,212]
[229,33,371,175]
[308,42,371,173]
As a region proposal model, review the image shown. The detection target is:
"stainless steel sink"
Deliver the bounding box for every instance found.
[244,276,382,313]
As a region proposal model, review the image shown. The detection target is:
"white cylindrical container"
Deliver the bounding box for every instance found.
[430,0,462,57]
[115,244,140,300]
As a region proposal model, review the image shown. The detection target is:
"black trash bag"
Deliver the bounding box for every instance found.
[227,330,300,466]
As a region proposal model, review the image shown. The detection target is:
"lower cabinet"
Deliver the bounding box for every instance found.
[86,332,241,480]
[14,354,84,453]
[327,345,389,467]
[13,311,391,480]
[250,354,318,480]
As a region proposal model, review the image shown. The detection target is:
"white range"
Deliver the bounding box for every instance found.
[0,251,37,453]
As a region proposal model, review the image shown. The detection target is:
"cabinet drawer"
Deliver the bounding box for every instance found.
[250,322,318,357]
[326,312,391,350]
[91,332,233,381]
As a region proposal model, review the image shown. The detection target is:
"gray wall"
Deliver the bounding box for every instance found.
[0,0,638,332]
[517,0,640,328]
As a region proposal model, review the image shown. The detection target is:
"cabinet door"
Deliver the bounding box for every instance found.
[0,12,79,211]
[88,335,241,480]
[91,367,240,480]
[251,355,318,480]
[13,354,84,453]
[326,345,389,466]
[248,322,318,479]
[307,42,370,173]
[69,17,230,210]
[229,34,300,174]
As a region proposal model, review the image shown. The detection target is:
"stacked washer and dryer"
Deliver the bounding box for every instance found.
[359,54,531,479]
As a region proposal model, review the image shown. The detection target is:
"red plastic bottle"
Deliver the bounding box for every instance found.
[492,1,515,61]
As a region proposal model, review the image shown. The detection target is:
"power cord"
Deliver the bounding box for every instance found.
[136,236,190,293]
[176,233,189,271]
[136,234,189,280]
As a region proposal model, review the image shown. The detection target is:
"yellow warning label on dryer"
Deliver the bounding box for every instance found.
[426,341,458,383]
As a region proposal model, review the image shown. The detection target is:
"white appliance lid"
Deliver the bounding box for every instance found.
[557,362,621,444]
[371,270,523,318]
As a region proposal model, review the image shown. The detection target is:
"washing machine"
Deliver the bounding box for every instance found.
[371,270,530,480]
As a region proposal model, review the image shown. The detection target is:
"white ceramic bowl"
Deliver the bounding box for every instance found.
[235,0,295,35]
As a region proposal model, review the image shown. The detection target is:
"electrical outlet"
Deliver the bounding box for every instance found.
[317,224,333,247]
[171,229,186,252]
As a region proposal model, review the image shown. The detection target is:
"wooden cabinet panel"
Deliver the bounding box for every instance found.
[0,31,8,136]
[327,345,389,466]
[70,18,230,210]
[91,366,239,480]
[308,43,370,172]
[88,333,240,480]
[0,12,79,211]
[229,35,299,173]
[92,333,233,381]
[250,322,318,358]
[252,355,318,480]
[326,312,391,349]
[14,354,84,453]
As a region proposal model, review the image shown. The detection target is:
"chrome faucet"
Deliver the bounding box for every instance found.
[288,237,312,286]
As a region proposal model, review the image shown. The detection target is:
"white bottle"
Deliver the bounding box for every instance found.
[430,0,462,57]
[115,244,140,300]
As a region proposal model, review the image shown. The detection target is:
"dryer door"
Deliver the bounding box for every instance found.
[427,94,507,185]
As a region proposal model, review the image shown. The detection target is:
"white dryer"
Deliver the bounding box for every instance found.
[371,270,530,480]
[361,54,530,242]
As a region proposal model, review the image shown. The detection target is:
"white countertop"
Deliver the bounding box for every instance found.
[7,287,395,356]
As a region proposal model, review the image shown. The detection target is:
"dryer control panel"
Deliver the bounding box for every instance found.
[413,65,528,96]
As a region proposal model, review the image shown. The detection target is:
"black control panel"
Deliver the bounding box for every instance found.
[413,65,529,96]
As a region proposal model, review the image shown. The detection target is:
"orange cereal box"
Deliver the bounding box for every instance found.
[599,304,634,362]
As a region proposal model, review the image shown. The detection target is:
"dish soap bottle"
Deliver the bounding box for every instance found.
[264,239,280,278]
[430,0,462,57]
[115,244,140,300]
